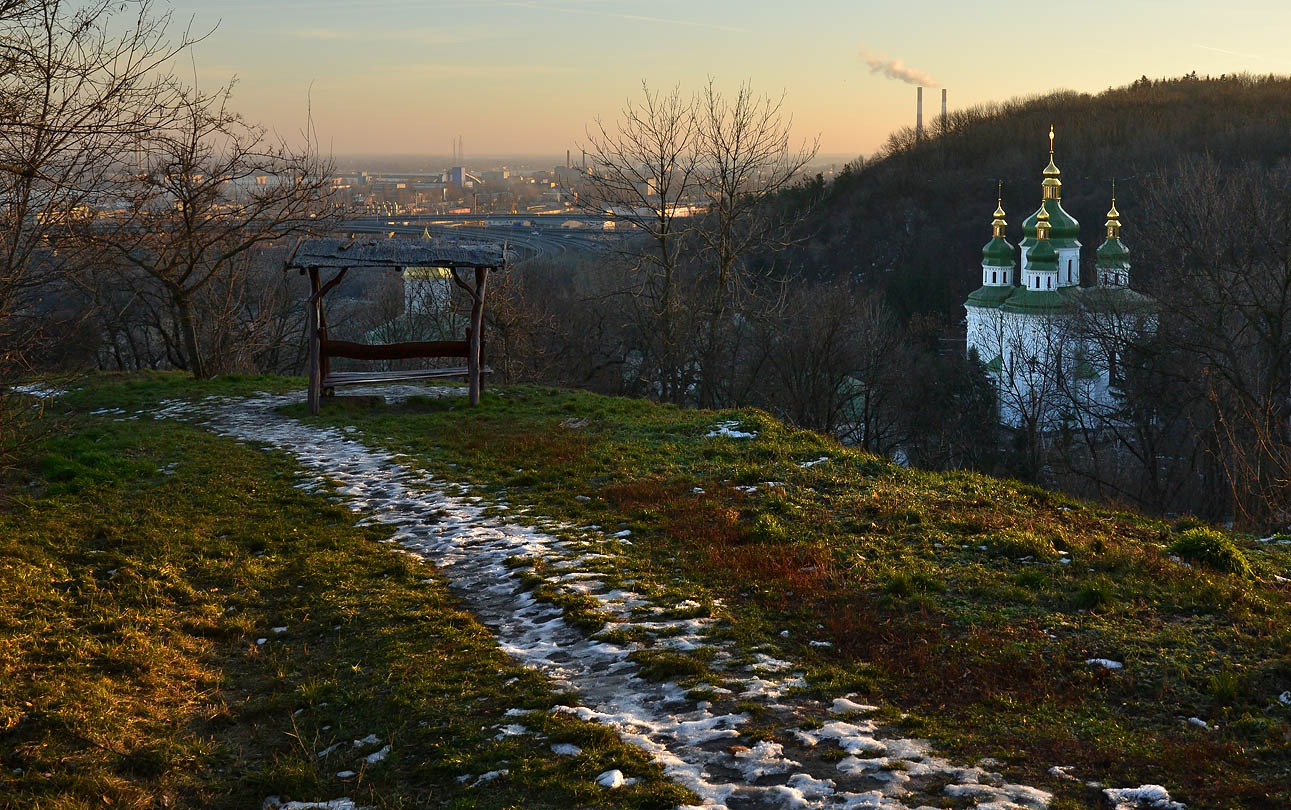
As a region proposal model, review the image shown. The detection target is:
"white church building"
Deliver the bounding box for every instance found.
[965,128,1153,431]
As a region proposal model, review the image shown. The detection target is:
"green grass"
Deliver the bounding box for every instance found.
[1169,527,1254,578]
[0,383,692,809]
[279,382,1291,810]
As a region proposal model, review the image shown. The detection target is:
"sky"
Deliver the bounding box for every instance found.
[164,0,1291,161]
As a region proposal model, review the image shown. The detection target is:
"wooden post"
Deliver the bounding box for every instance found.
[467,266,489,406]
[307,267,321,414]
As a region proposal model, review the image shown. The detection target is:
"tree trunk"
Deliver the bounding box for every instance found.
[174,290,207,379]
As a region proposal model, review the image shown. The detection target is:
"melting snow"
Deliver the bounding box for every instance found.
[551,743,582,756]
[706,421,756,439]
[1103,785,1186,810]
[1085,658,1123,670]
[263,798,360,810]
[596,769,626,788]
[159,390,1078,810]
[831,697,879,715]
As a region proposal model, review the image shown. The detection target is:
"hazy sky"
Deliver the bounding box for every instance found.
[166,0,1291,160]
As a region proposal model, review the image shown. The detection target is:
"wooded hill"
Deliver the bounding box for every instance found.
[783,73,1291,324]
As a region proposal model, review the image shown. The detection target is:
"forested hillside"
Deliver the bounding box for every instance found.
[783,73,1291,322]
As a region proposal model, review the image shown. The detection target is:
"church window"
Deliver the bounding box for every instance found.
[992,271,997,283]
[1047,277,1053,289]
[1067,260,1073,282]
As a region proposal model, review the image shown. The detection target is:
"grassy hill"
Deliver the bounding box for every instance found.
[782,73,1291,323]
[4,374,1290,808]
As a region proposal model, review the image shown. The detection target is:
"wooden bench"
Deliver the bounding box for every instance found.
[319,337,492,393]
[285,237,507,415]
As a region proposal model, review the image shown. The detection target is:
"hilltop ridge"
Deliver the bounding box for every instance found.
[784,73,1291,321]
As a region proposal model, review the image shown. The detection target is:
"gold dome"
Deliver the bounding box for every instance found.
[1036,201,1051,239]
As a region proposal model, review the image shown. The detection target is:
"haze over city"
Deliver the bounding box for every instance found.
[168,0,1291,157]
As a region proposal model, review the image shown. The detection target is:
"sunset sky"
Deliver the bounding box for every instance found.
[166,0,1291,160]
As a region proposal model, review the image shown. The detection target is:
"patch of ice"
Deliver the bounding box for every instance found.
[596,769,626,788]
[263,798,360,810]
[792,729,819,747]
[256,638,267,645]
[494,724,528,739]
[469,770,508,787]
[316,742,343,758]
[1085,658,1123,670]
[1279,691,1291,706]
[831,697,879,715]
[809,640,833,648]
[352,734,381,747]
[272,626,288,634]
[732,741,798,780]
[364,745,390,764]
[1186,717,1208,729]
[799,456,829,468]
[1103,784,1185,809]
[706,421,756,439]
[11,384,66,399]
[335,770,356,779]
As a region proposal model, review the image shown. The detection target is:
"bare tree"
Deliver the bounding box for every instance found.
[85,83,335,378]
[574,80,818,406]
[0,0,193,470]
[576,83,698,403]
[1136,156,1291,528]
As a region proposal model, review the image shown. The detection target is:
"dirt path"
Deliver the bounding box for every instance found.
[157,389,1066,810]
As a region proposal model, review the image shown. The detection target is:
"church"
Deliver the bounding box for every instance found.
[964,128,1154,431]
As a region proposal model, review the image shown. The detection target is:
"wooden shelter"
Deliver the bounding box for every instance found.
[285,237,506,414]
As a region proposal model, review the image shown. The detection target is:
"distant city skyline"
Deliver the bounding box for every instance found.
[167,0,1291,158]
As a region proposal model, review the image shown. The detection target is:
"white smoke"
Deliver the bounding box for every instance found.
[860,50,939,87]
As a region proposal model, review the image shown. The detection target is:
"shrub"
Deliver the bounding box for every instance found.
[1173,515,1209,532]
[745,513,789,544]
[1169,528,1253,578]
[1075,578,1116,611]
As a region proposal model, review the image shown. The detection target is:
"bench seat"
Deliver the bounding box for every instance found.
[322,366,493,389]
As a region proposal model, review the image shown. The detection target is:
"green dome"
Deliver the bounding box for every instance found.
[982,235,1015,267]
[999,286,1070,314]
[1096,237,1130,268]
[966,284,1014,309]
[1022,201,1080,244]
[1026,238,1059,272]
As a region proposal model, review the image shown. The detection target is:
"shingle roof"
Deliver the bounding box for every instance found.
[284,237,508,270]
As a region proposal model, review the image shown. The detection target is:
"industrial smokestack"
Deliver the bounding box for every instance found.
[941,89,947,123]
[916,87,923,143]
[566,149,571,169]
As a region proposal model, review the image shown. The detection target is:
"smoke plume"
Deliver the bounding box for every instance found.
[860,50,938,87]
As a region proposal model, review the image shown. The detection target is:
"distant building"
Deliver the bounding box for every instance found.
[965,129,1154,430]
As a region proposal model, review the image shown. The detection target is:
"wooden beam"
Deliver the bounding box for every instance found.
[307,267,321,415]
[468,266,489,406]
[322,339,470,361]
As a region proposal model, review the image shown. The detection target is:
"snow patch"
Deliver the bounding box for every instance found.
[706,421,756,439]
[596,769,626,788]
[1103,784,1185,810]
[1085,658,1123,670]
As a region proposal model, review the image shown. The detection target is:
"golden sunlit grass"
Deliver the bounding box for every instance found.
[0,392,691,810]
